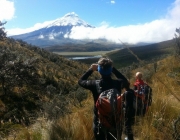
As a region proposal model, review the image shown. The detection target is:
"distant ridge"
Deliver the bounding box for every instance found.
[105,39,174,67]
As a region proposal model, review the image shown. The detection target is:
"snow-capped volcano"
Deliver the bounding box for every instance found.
[11,12,94,47]
[47,12,92,27]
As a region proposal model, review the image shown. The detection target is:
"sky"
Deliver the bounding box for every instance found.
[1,0,180,44]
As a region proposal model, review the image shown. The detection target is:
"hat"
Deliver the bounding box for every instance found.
[98,65,112,76]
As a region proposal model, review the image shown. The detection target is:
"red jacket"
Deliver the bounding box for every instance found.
[134,79,145,90]
[134,79,145,86]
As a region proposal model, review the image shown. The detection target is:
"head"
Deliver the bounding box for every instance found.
[97,57,113,76]
[135,72,142,80]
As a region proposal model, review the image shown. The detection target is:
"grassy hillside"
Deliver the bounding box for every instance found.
[0,38,100,139]
[128,56,180,140]
[106,39,174,68]
[43,56,180,140]
[0,36,179,139]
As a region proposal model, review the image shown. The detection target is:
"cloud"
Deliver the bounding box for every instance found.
[68,19,175,44]
[110,0,115,4]
[67,0,180,44]
[7,20,55,36]
[0,0,15,21]
[6,0,180,44]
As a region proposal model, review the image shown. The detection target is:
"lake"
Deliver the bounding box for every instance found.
[68,55,102,60]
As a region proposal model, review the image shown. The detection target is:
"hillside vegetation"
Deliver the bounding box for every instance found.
[129,56,180,140]
[0,38,100,139]
[34,35,180,140]
[42,56,180,140]
[106,39,174,68]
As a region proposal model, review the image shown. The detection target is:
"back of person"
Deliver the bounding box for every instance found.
[78,57,132,140]
[95,79,124,140]
[97,78,121,93]
[133,72,152,116]
[93,66,125,140]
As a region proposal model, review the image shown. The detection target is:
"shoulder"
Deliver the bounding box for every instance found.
[78,79,97,87]
[114,79,124,84]
[134,79,145,85]
[134,80,138,85]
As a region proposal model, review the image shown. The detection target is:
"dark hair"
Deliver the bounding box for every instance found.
[98,57,113,69]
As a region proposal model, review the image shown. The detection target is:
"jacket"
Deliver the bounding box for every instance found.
[78,67,129,123]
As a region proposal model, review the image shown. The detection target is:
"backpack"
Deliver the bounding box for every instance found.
[133,83,152,116]
[95,80,124,129]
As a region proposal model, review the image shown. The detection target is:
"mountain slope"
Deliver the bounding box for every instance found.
[0,37,94,138]
[10,12,95,47]
[106,39,174,68]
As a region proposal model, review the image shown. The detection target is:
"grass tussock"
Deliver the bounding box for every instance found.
[48,96,94,140]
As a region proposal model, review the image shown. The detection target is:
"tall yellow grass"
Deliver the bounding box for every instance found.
[46,56,180,140]
[130,56,180,140]
[9,56,180,140]
[48,95,94,140]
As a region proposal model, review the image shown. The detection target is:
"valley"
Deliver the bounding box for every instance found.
[53,49,120,60]
[54,50,117,56]
[52,39,174,68]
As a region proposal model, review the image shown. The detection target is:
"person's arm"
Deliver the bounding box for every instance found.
[112,67,128,81]
[112,67,129,88]
[78,64,97,89]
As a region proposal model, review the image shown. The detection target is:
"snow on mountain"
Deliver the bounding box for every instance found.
[46,12,92,28]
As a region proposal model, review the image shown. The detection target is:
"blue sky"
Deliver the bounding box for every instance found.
[1,0,180,44]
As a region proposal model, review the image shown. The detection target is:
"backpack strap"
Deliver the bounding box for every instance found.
[95,80,102,94]
[114,80,121,96]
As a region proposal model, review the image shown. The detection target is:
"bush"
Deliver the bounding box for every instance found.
[74,88,88,106]
[0,21,7,40]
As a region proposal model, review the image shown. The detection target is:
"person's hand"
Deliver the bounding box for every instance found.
[90,64,98,71]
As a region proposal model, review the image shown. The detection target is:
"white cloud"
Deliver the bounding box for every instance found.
[0,0,15,21]
[7,20,55,36]
[110,0,115,4]
[67,0,180,44]
[6,0,180,44]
